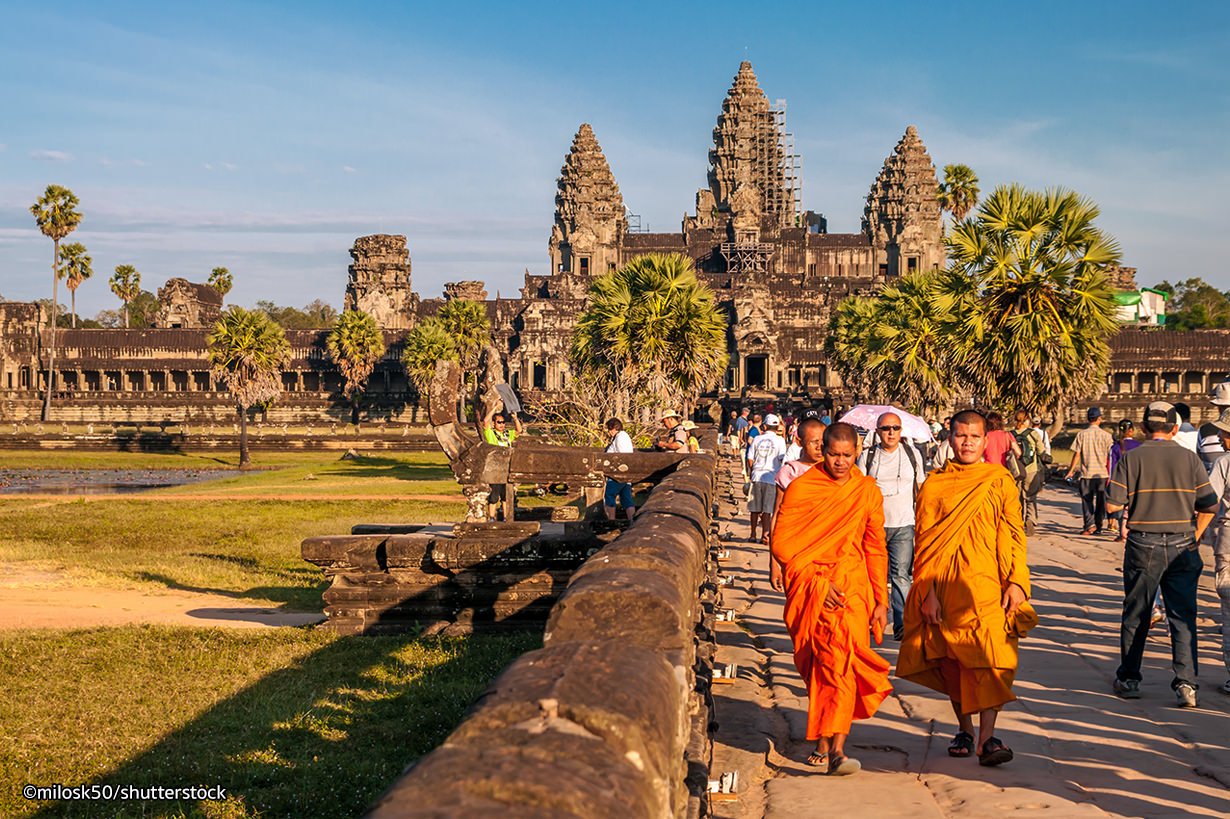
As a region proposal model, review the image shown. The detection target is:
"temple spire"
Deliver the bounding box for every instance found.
[863,125,944,276]
[548,124,626,284]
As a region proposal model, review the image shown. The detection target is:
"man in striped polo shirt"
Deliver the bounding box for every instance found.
[1107,401,1218,708]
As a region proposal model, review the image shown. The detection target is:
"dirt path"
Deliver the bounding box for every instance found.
[0,566,324,630]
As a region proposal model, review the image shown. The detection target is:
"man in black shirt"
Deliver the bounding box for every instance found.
[1107,401,1217,707]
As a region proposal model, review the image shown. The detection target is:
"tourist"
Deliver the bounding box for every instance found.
[1032,417,1053,461]
[481,404,524,521]
[682,420,700,452]
[1012,410,1046,536]
[722,409,738,446]
[768,422,891,775]
[1173,402,1199,452]
[856,411,925,640]
[735,407,751,449]
[897,410,1033,766]
[602,417,636,521]
[783,421,803,463]
[1065,407,1114,535]
[983,411,1022,469]
[1202,415,1230,696]
[654,410,688,451]
[1106,401,1216,707]
[1198,382,1230,470]
[1107,420,1141,543]
[747,414,787,544]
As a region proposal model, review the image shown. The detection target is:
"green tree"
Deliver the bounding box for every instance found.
[326,310,387,424]
[127,289,160,329]
[109,264,142,328]
[400,318,459,394]
[570,252,728,417]
[826,271,955,414]
[936,164,980,228]
[940,184,1122,421]
[209,267,233,301]
[255,299,338,329]
[207,307,291,468]
[1153,278,1230,330]
[58,242,92,328]
[437,298,492,416]
[29,184,83,420]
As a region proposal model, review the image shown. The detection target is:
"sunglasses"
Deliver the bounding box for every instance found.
[877,425,902,432]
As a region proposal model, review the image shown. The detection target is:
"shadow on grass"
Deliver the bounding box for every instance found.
[132,570,329,612]
[27,630,540,819]
[330,456,454,483]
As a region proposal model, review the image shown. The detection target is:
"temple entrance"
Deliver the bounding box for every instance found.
[745,356,767,388]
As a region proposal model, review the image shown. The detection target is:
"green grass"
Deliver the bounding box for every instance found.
[1,625,539,819]
[0,497,465,610]
[0,449,447,471]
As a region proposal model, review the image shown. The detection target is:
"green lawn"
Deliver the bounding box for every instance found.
[2,626,539,819]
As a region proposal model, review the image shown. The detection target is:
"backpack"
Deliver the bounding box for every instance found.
[864,442,922,483]
[1014,429,1037,468]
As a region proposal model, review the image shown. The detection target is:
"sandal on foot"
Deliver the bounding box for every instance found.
[948,731,975,758]
[828,754,861,776]
[978,737,1014,767]
[805,750,829,767]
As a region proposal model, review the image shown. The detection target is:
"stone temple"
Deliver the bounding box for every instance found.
[0,61,1226,425]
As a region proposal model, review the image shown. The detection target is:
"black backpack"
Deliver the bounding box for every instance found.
[864,442,922,481]
[1014,429,1037,467]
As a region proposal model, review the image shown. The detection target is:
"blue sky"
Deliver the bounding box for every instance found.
[2,1,1227,318]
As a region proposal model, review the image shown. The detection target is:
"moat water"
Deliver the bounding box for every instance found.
[0,469,233,495]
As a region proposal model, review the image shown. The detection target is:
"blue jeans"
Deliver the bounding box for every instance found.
[1078,477,1107,531]
[1117,531,1202,688]
[885,525,915,636]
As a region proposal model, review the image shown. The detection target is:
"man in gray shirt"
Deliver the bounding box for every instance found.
[1107,401,1217,707]
[1066,406,1114,535]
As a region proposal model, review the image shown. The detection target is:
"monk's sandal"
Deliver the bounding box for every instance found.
[828,754,861,776]
[948,731,975,757]
[805,750,828,767]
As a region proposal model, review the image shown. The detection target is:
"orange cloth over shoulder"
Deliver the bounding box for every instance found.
[771,465,892,739]
[896,460,1032,714]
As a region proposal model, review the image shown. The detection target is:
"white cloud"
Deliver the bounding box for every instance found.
[220,162,237,171]
[100,157,149,167]
[343,165,356,174]
[29,149,72,162]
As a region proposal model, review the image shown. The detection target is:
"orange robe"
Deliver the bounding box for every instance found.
[771,466,892,739]
[896,460,1032,714]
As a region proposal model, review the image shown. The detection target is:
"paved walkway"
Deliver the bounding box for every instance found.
[709,457,1229,818]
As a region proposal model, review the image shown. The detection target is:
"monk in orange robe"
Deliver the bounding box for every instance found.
[897,409,1033,767]
[769,422,892,775]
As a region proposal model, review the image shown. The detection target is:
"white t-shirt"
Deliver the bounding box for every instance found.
[784,441,802,463]
[606,430,634,454]
[1176,423,1199,453]
[857,445,922,528]
[749,431,787,484]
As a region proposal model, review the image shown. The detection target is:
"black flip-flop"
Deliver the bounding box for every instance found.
[978,736,1014,766]
[948,731,974,758]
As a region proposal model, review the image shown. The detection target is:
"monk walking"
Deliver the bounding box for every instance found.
[769,422,892,775]
[897,409,1034,766]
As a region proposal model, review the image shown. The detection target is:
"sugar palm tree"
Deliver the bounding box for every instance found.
[326,309,386,425]
[208,307,291,468]
[59,242,92,328]
[109,265,142,328]
[401,317,458,394]
[437,298,492,417]
[823,294,880,401]
[936,164,980,228]
[862,270,956,415]
[571,252,728,417]
[209,267,233,302]
[938,184,1122,420]
[29,184,82,420]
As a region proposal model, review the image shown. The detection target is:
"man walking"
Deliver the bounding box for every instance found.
[856,411,924,640]
[1013,411,1046,536]
[1199,382,1230,470]
[1065,407,1114,534]
[1107,401,1217,707]
[747,413,787,544]
[1203,413,1230,695]
[603,417,636,521]
[897,410,1032,766]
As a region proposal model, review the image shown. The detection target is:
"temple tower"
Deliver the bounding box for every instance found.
[690,61,800,242]
[548,123,626,284]
[344,234,418,329]
[863,126,944,277]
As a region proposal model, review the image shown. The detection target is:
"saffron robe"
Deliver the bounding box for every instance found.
[896,460,1032,714]
[771,466,893,739]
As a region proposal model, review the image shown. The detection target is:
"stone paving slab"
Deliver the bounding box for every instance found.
[709,455,1229,818]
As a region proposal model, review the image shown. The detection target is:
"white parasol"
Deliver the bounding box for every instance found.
[837,404,934,442]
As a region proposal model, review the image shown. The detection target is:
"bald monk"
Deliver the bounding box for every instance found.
[769,422,892,775]
[897,409,1033,767]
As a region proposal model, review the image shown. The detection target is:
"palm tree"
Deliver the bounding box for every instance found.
[401,317,458,394]
[571,252,728,417]
[437,298,492,418]
[59,242,92,328]
[326,309,386,425]
[110,265,142,328]
[939,184,1122,421]
[862,270,956,415]
[824,294,882,402]
[207,307,291,468]
[29,184,82,420]
[936,164,980,228]
[209,267,233,302]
